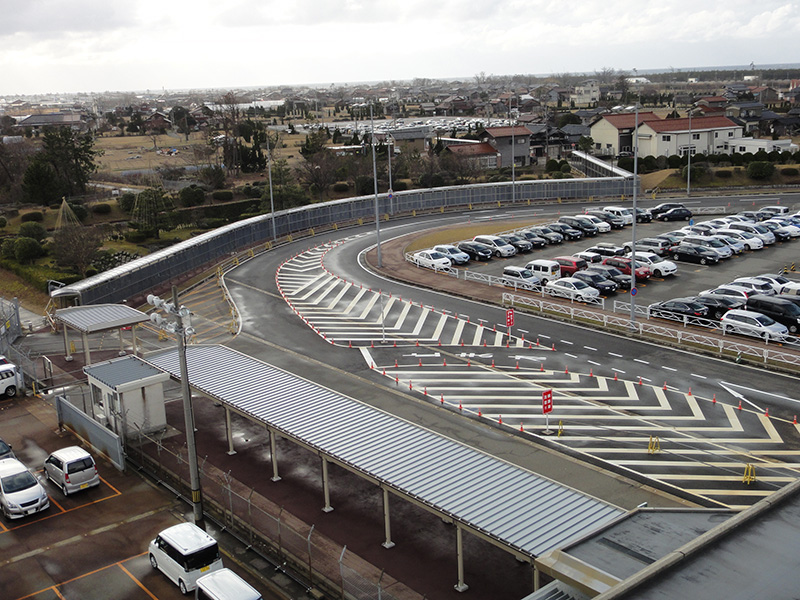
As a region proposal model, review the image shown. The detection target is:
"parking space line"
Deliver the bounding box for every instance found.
[118,563,160,600]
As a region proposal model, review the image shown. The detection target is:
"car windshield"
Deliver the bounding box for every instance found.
[0,440,10,454]
[753,225,769,234]
[706,239,724,247]
[754,314,776,326]
[429,252,446,259]
[572,280,589,289]
[606,268,624,277]
[773,276,789,284]
[516,269,534,278]
[1,470,37,494]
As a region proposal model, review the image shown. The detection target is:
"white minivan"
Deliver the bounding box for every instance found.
[0,363,22,398]
[525,259,561,285]
[149,523,224,594]
[602,206,634,225]
[196,568,262,600]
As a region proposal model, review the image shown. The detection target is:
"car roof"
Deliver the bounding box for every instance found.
[0,457,28,477]
[158,522,218,552]
[49,446,93,462]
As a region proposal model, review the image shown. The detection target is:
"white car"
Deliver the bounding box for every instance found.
[473,235,517,257]
[681,235,733,259]
[573,250,603,264]
[764,218,800,238]
[433,244,470,265]
[731,277,776,296]
[628,252,678,277]
[584,215,612,233]
[720,309,789,341]
[412,250,451,270]
[700,285,760,303]
[752,274,800,295]
[0,458,50,519]
[708,234,745,255]
[715,229,764,250]
[545,277,601,302]
[602,206,634,225]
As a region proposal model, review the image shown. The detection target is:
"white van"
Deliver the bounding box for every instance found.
[196,568,262,600]
[525,259,561,284]
[0,363,22,398]
[149,523,224,594]
[762,205,789,216]
[602,206,634,225]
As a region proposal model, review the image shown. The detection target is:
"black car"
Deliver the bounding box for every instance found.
[656,207,693,222]
[586,265,633,290]
[634,208,653,223]
[457,240,493,261]
[648,298,709,320]
[586,243,626,257]
[760,221,792,241]
[516,231,548,249]
[651,202,687,218]
[671,244,719,265]
[499,234,533,253]
[688,295,744,320]
[573,271,619,294]
[527,226,563,244]
[547,222,584,240]
[655,232,683,250]
[559,216,599,236]
[585,210,625,229]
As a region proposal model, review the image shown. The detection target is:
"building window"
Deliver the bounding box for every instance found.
[715,132,719,138]
[661,135,671,141]
[739,146,746,152]
[728,131,734,137]
[692,133,700,140]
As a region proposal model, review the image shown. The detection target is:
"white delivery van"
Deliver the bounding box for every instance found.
[525,259,561,284]
[196,568,262,600]
[149,522,224,594]
[602,206,634,225]
[0,363,22,398]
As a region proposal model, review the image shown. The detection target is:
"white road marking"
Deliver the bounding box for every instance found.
[560,340,574,345]
[514,355,549,362]
[538,334,551,339]
[719,382,763,412]
[719,381,800,406]
[583,346,597,351]
[663,366,677,372]
[691,373,707,379]
[613,368,626,373]
[587,360,601,366]
[518,329,529,334]
[565,353,578,359]
[608,352,623,357]
[634,358,649,364]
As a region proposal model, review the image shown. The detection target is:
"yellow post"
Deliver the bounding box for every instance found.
[557,197,562,203]
[248,248,254,258]
[497,201,501,208]
[412,210,416,217]
[265,241,272,250]
[383,213,389,221]
[557,420,564,437]
[333,223,338,230]
[287,234,293,242]
[527,199,530,205]
[743,464,756,484]
[589,196,593,203]
[648,435,661,454]
[440,206,444,213]
[310,228,315,236]
[468,203,472,210]
[69,341,76,354]
[233,257,239,266]
[357,218,363,226]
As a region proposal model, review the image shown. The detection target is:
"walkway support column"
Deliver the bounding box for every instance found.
[82,332,91,366]
[382,487,395,549]
[321,457,333,512]
[118,328,126,356]
[269,428,281,482]
[63,325,73,361]
[225,407,236,455]
[454,524,469,592]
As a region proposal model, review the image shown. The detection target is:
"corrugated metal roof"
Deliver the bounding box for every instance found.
[56,304,149,333]
[85,355,168,390]
[145,345,623,558]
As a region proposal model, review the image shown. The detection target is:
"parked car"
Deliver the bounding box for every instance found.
[0,438,14,461]
[457,241,493,261]
[545,277,601,302]
[745,296,800,334]
[601,256,651,281]
[759,220,794,241]
[715,228,764,250]
[622,238,671,256]
[708,234,745,255]
[699,285,759,303]
[433,244,470,265]
[0,457,50,519]
[602,206,634,225]
[501,266,541,290]
[572,250,602,264]
[688,295,744,320]
[149,523,224,594]
[650,202,687,219]
[573,270,619,294]
[553,256,589,276]
[762,205,790,216]
[499,234,533,253]
[720,309,788,341]
[526,259,561,284]
[412,250,451,270]
[681,235,733,259]
[0,362,22,398]
[547,222,584,241]
[586,243,626,258]
[730,277,776,296]
[670,244,720,265]
[765,217,800,238]
[44,446,100,496]
[752,274,800,295]
[633,207,653,223]
[627,252,678,278]
[725,222,776,245]
[473,235,516,257]
[515,230,548,248]
[656,207,693,222]
[586,265,633,289]
[585,209,625,229]
[559,216,599,237]
[527,226,563,244]
[649,298,709,320]
[583,215,612,233]
[196,568,262,600]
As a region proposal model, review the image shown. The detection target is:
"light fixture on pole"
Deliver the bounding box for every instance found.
[147,287,204,526]
[370,104,382,268]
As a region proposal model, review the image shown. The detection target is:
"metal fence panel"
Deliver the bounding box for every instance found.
[55,395,125,470]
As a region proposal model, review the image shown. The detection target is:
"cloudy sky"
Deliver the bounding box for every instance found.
[2,0,800,96]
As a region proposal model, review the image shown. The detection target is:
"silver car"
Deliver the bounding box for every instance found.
[0,458,50,519]
[44,446,100,496]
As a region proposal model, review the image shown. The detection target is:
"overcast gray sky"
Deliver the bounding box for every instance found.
[2,0,799,96]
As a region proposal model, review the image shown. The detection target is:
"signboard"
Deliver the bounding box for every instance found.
[542,389,553,414]
[630,287,637,296]
[506,308,515,328]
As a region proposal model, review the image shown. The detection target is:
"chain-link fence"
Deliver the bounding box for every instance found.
[128,429,424,600]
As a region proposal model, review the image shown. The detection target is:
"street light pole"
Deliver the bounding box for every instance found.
[370,104,382,268]
[687,108,692,197]
[266,132,277,241]
[630,103,640,328]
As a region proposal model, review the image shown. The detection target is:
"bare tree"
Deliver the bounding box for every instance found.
[295,152,339,201]
[52,225,104,277]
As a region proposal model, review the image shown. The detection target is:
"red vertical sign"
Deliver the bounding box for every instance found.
[542,389,553,414]
[506,308,515,327]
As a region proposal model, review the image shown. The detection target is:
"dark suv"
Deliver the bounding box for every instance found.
[745,296,800,334]
[585,210,625,230]
[558,216,599,237]
[651,202,687,219]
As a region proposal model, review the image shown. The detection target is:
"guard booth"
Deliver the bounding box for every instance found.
[84,355,170,436]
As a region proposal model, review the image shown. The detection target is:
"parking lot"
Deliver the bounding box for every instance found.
[0,395,279,600]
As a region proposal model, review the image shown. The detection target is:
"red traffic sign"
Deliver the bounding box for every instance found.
[506,308,515,327]
[542,389,553,414]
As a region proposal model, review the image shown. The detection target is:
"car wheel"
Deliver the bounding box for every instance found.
[1,503,9,519]
[714,310,725,319]
[654,270,662,278]
[62,483,69,497]
[790,324,798,334]
[684,215,690,221]
[700,258,707,265]
[5,385,16,398]
[673,254,680,260]
[179,579,188,595]
[495,250,501,257]
[149,554,158,569]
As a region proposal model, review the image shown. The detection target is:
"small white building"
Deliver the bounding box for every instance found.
[727,138,799,154]
[636,116,742,157]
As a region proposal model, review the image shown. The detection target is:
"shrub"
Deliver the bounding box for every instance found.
[393,180,409,191]
[212,190,234,202]
[69,203,88,221]
[545,159,561,173]
[1,238,15,259]
[332,182,350,193]
[125,230,148,243]
[747,161,775,180]
[14,237,44,263]
[197,217,227,229]
[92,203,112,215]
[21,211,44,222]
[0,217,6,228]
[179,185,206,207]
[667,155,682,169]
[117,192,136,213]
[715,170,733,178]
[18,221,47,242]
[559,163,571,173]
[780,167,799,176]
[681,164,706,181]
[730,153,744,166]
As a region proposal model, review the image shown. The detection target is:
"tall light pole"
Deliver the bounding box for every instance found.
[686,107,692,197]
[370,104,382,268]
[510,96,516,203]
[148,287,203,526]
[630,102,640,328]
[265,131,277,240]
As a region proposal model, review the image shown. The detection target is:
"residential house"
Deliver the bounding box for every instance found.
[16,112,90,132]
[635,115,741,157]
[143,111,172,132]
[725,102,764,134]
[480,126,532,167]
[589,111,660,156]
[443,142,501,170]
[728,137,798,155]
[749,86,780,107]
[572,79,600,106]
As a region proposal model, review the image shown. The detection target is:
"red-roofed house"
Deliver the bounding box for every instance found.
[444,143,501,170]
[589,112,660,156]
[480,126,532,167]
[636,116,741,157]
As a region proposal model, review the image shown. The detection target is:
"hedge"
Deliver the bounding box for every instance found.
[92,203,112,215]
[21,211,44,222]
[0,258,81,292]
[212,190,234,202]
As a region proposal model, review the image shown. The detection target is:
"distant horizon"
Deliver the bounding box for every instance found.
[3,62,800,100]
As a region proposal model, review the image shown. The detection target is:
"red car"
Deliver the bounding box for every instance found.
[553,256,588,276]
[602,256,651,281]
